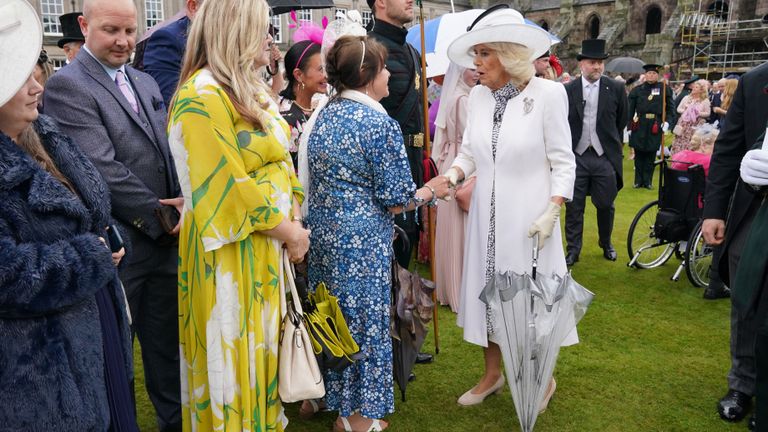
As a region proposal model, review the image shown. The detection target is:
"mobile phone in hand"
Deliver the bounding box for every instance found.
[106,224,125,253]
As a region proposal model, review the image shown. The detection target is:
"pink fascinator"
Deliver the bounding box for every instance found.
[289,10,327,45]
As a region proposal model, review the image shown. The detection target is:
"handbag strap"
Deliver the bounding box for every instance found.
[282,251,304,316]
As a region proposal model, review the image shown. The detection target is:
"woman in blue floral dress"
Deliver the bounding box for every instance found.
[304,36,450,432]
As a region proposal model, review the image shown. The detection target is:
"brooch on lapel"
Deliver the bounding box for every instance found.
[523,97,534,115]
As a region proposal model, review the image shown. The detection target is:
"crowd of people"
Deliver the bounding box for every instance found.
[1,0,767,431]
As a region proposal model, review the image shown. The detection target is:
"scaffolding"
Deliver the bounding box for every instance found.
[677,1,767,78]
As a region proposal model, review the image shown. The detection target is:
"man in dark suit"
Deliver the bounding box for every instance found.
[563,39,628,265]
[43,0,182,430]
[139,0,202,106]
[56,12,85,63]
[702,61,768,430]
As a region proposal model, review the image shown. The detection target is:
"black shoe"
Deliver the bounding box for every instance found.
[644,184,654,190]
[415,352,433,364]
[703,286,731,300]
[600,243,617,261]
[565,252,579,266]
[718,389,752,422]
[748,414,755,431]
[408,372,416,382]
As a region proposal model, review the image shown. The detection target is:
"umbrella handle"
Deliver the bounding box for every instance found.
[531,234,539,280]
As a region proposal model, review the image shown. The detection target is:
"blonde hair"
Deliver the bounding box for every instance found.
[720,79,738,111]
[175,0,272,129]
[690,124,719,152]
[692,79,709,101]
[484,42,534,87]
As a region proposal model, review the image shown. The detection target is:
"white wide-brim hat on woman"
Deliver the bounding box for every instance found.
[0,0,42,107]
[447,5,551,69]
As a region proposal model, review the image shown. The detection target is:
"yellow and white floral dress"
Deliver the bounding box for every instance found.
[168,69,302,432]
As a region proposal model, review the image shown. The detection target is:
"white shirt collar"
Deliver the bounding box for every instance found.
[82,45,127,82]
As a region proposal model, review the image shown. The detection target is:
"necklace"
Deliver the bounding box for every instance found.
[293,100,312,113]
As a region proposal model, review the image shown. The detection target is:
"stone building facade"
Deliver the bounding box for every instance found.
[497,0,768,77]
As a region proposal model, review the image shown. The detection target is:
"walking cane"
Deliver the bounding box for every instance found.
[416,0,439,354]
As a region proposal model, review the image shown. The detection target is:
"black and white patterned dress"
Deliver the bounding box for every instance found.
[485,83,520,337]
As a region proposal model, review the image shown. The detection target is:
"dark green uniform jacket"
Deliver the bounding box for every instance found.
[628,82,676,152]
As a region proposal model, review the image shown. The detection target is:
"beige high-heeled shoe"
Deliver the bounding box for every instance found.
[457,375,505,406]
[538,377,556,413]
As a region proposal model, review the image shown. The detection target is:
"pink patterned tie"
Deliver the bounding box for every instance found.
[115,70,138,114]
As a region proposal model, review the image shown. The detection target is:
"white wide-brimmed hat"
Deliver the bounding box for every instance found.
[0,0,42,107]
[447,5,551,69]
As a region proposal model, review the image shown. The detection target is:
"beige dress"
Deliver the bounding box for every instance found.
[434,68,472,313]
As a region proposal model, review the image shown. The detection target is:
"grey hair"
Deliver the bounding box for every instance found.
[484,42,535,86]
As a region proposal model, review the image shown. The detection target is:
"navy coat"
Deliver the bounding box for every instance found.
[0,116,133,431]
[143,15,189,107]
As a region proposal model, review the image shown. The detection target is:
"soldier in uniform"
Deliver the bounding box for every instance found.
[367,0,425,269]
[628,63,676,189]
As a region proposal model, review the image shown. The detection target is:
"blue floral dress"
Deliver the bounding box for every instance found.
[306,97,416,419]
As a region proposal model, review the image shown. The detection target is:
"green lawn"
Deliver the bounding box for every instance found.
[134,148,745,431]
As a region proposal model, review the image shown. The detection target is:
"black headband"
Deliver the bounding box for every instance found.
[466,3,510,31]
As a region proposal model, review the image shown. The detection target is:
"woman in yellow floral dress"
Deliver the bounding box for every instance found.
[167,0,310,430]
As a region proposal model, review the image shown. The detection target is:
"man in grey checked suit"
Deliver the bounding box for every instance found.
[44,0,182,430]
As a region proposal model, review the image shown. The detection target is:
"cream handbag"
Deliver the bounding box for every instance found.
[278,252,325,403]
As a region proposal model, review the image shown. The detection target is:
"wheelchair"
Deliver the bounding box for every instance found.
[626,158,712,287]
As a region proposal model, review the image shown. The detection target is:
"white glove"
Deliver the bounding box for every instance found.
[740,149,768,187]
[527,201,561,250]
[662,122,669,132]
[444,167,460,186]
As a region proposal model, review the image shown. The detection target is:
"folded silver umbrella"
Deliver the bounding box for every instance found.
[480,236,595,432]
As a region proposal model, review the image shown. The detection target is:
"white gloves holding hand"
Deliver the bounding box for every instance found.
[740,149,768,187]
[444,167,460,186]
[528,201,561,250]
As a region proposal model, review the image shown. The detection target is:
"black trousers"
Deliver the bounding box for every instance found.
[633,150,656,187]
[727,202,761,397]
[394,144,424,268]
[565,148,618,255]
[120,236,182,432]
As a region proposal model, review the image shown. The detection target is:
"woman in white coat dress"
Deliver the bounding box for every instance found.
[443,6,577,408]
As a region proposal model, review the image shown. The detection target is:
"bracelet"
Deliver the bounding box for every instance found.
[425,184,438,207]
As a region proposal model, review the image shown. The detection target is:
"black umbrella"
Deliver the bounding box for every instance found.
[390,226,434,401]
[605,56,646,74]
[269,0,334,15]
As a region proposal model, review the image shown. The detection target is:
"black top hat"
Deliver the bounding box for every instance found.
[57,12,85,48]
[684,75,700,85]
[576,39,609,61]
[642,63,662,72]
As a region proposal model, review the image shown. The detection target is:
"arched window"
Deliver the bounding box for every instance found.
[707,1,729,19]
[645,6,662,35]
[540,20,550,31]
[588,15,600,39]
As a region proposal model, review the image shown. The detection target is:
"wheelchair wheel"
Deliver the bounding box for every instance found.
[685,220,712,288]
[627,200,676,269]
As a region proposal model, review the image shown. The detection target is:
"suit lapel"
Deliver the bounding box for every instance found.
[78,53,158,146]
[574,78,584,119]
[597,77,609,118]
[125,68,164,143]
